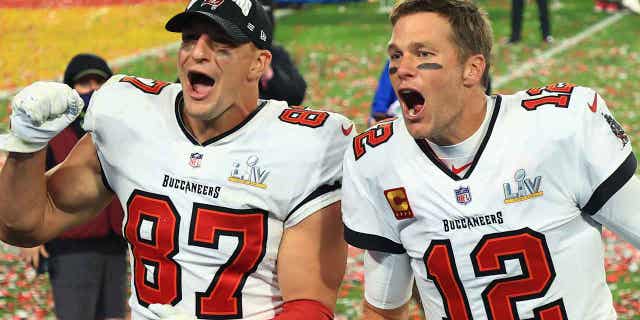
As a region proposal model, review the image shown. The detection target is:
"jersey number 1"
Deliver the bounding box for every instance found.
[125,190,267,319]
[521,83,576,111]
[424,228,567,319]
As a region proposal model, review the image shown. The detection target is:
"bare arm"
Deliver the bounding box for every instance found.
[0,134,113,247]
[363,301,408,320]
[277,201,347,311]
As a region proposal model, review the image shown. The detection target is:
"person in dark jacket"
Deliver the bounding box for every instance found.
[258,0,307,105]
[19,53,127,320]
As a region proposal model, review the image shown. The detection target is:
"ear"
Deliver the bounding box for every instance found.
[462,54,486,88]
[247,49,272,82]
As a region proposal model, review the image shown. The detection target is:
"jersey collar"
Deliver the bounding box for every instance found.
[174,92,267,146]
[414,95,502,181]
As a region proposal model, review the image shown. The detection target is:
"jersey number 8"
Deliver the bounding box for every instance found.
[124,190,268,319]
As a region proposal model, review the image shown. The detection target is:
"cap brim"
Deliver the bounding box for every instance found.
[165,11,250,44]
[73,69,110,82]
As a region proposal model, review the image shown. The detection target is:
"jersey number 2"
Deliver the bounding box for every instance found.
[125,190,267,319]
[424,228,567,320]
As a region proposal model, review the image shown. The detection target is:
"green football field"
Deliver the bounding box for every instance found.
[0,0,639,318]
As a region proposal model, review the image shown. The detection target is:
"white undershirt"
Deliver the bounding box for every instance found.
[425,96,494,176]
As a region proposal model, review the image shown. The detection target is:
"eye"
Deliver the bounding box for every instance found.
[389,51,402,60]
[182,33,198,42]
[215,47,232,56]
[418,50,433,58]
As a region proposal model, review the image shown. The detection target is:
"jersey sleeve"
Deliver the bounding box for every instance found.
[81,80,123,192]
[82,74,126,134]
[364,250,413,309]
[575,87,637,215]
[591,176,640,248]
[81,86,100,134]
[341,145,405,254]
[283,116,355,229]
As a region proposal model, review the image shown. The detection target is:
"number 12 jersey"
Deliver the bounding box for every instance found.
[343,84,636,320]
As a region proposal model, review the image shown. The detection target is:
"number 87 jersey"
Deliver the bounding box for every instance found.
[83,77,354,319]
[342,84,636,320]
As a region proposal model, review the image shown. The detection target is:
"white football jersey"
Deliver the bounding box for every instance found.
[343,84,636,320]
[84,76,355,320]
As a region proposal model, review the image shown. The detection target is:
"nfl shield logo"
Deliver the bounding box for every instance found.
[189,152,203,168]
[454,186,472,205]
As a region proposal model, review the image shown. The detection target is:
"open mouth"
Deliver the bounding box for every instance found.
[187,71,215,97]
[398,89,425,117]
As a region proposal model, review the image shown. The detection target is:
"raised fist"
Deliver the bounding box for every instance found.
[0,81,83,153]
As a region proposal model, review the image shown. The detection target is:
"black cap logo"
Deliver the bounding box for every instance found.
[201,0,225,10]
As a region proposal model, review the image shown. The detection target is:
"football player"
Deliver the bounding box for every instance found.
[342,0,640,319]
[0,0,354,319]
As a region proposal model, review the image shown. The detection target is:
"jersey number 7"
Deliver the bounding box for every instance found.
[124,190,267,319]
[424,228,567,319]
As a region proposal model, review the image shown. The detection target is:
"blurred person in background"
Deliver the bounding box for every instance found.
[259,0,307,105]
[595,0,621,12]
[508,0,553,44]
[18,53,127,320]
[368,60,400,126]
[597,0,640,13]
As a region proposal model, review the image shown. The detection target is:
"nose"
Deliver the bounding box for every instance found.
[191,34,211,62]
[394,56,417,80]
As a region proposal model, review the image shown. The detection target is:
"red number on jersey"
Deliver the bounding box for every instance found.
[125,191,268,318]
[279,108,329,128]
[120,76,170,95]
[125,191,181,307]
[189,204,267,318]
[353,122,394,160]
[423,228,568,320]
[522,83,576,111]
[424,240,472,319]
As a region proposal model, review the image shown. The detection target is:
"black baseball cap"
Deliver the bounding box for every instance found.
[63,54,113,87]
[166,0,273,50]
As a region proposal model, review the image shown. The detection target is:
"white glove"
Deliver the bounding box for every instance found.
[149,304,196,320]
[0,81,83,153]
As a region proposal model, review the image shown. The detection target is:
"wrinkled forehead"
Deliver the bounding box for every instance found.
[388,12,453,49]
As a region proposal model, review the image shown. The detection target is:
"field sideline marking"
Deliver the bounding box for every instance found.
[493,11,628,90]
